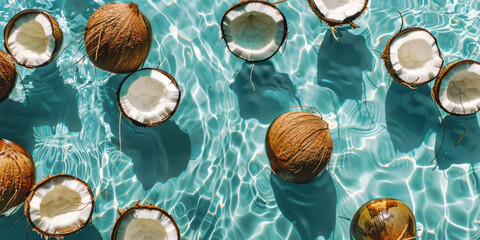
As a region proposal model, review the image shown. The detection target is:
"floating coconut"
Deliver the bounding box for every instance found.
[25,174,94,238]
[265,111,333,183]
[432,60,480,115]
[221,0,288,62]
[350,198,416,240]
[117,68,181,127]
[84,2,152,73]
[0,139,35,213]
[112,202,180,240]
[4,9,63,68]
[383,28,443,87]
[0,50,17,103]
[307,0,368,28]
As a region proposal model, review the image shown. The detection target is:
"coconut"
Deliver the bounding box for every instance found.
[307,0,368,27]
[350,198,416,240]
[4,9,63,68]
[0,139,35,213]
[0,50,17,103]
[383,28,443,87]
[432,60,480,115]
[221,0,288,62]
[112,202,180,240]
[117,68,181,127]
[84,2,152,73]
[25,174,94,238]
[265,111,333,183]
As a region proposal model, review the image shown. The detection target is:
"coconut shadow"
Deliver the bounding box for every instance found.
[102,75,191,189]
[270,171,337,239]
[230,61,300,124]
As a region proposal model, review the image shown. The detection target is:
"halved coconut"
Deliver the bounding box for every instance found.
[307,0,368,27]
[432,60,480,115]
[221,0,288,62]
[4,9,63,68]
[112,203,180,240]
[117,68,181,127]
[25,174,94,238]
[383,28,443,86]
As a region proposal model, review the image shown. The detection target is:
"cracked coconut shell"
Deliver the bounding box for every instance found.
[0,50,17,103]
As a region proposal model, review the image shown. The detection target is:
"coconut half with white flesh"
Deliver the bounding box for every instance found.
[25,174,94,238]
[221,0,288,62]
[112,203,180,240]
[383,28,443,86]
[307,0,368,27]
[4,10,63,68]
[432,60,480,115]
[117,68,181,127]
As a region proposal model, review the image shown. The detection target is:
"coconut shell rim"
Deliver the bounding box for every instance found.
[111,203,180,240]
[431,59,480,116]
[0,51,17,103]
[306,0,369,27]
[4,9,63,69]
[220,0,288,63]
[116,68,181,128]
[382,27,444,87]
[24,174,95,238]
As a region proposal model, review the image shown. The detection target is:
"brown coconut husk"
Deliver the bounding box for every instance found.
[0,50,17,103]
[84,2,152,74]
[0,139,35,214]
[306,0,368,28]
[220,0,288,63]
[382,28,444,87]
[4,9,63,68]
[111,201,180,240]
[116,68,181,127]
[265,111,333,183]
[431,60,480,116]
[24,174,94,238]
[350,198,417,240]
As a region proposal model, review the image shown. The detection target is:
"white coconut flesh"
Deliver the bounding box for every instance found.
[119,69,180,125]
[28,177,93,234]
[7,13,56,67]
[438,62,480,114]
[222,2,286,61]
[115,208,178,240]
[389,30,442,84]
[312,0,365,21]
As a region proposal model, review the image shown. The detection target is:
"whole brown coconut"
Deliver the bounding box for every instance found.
[0,50,17,103]
[0,139,36,213]
[84,2,152,74]
[265,111,333,183]
[350,198,416,240]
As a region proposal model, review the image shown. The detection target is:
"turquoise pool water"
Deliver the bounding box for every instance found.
[1,0,480,239]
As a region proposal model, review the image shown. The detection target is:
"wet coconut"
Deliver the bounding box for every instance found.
[4,9,63,68]
[84,2,152,73]
[265,111,333,183]
[350,198,416,240]
[25,174,94,238]
[383,28,443,87]
[0,50,17,103]
[112,201,180,240]
[221,0,288,62]
[307,0,368,28]
[0,139,36,213]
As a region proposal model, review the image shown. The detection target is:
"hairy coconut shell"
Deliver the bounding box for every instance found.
[383,28,443,87]
[25,174,94,238]
[85,2,152,73]
[4,9,63,68]
[306,0,368,27]
[111,202,180,240]
[431,60,480,115]
[0,139,35,213]
[0,50,17,103]
[265,111,333,183]
[350,198,416,240]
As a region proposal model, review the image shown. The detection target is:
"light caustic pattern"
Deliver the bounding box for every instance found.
[1,0,480,239]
